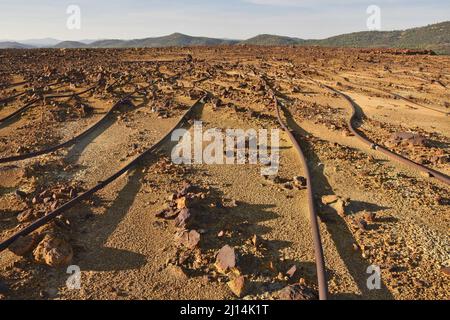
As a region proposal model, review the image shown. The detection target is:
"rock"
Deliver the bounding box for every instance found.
[286,265,297,278]
[321,195,339,205]
[441,267,450,277]
[176,197,190,209]
[332,199,346,216]
[278,284,318,300]
[33,235,73,267]
[175,229,201,249]
[227,276,246,297]
[333,199,346,215]
[8,234,38,256]
[218,230,225,238]
[175,208,191,229]
[215,245,236,274]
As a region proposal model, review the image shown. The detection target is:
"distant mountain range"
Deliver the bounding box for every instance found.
[1,21,449,54]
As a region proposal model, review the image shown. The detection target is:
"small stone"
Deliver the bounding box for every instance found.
[286,265,297,278]
[176,197,190,210]
[333,199,346,216]
[177,183,192,197]
[321,195,339,205]
[215,245,236,274]
[218,230,225,238]
[278,284,318,300]
[251,234,260,247]
[175,229,201,249]
[227,276,246,297]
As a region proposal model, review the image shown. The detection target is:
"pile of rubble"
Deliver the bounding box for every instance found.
[7,183,84,268]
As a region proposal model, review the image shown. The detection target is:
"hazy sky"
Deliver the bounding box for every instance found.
[1,0,449,40]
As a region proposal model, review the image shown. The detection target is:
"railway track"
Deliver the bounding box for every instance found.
[326,85,450,186]
[0,82,103,125]
[0,78,139,163]
[304,76,450,186]
[0,93,205,253]
[0,81,61,106]
[273,95,328,300]
[248,74,329,300]
[0,91,131,164]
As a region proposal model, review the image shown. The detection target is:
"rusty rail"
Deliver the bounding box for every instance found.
[274,97,329,300]
[317,81,450,186]
[0,95,205,252]
[0,95,130,164]
[0,82,100,124]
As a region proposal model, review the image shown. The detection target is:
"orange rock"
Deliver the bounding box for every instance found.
[33,235,73,267]
[215,245,236,274]
[227,276,246,297]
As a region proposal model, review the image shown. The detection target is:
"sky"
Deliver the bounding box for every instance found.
[0,0,449,41]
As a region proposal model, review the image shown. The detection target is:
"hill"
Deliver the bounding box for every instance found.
[0,41,34,49]
[1,21,449,54]
[53,41,88,49]
[240,34,305,46]
[315,21,450,54]
[89,33,239,48]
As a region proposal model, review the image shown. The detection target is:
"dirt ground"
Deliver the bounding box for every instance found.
[0,46,448,300]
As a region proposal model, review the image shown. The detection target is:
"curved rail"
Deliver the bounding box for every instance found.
[320,83,450,186]
[0,83,99,124]
[0,94,129,164]
[0,81,61,105]
[274,96,329,300]
[0,94,205,253]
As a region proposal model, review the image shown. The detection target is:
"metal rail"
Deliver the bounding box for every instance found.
[0,83,99,124]
[0,95,205,252]
[317,81,450,186]
[274,97,329,300]
[0,94,129,164]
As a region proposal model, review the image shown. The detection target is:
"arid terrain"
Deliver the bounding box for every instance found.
[0,46,448,300]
